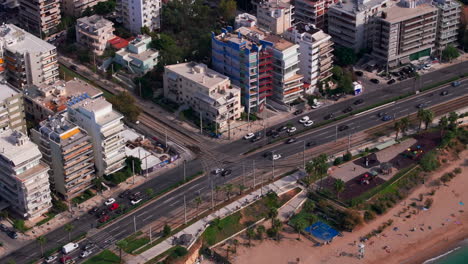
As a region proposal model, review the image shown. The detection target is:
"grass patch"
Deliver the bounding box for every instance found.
[35,212,57,227]
[83,249,120,264]
[71,189,96,205]
[203,212,242,246]
[119,231,150,254]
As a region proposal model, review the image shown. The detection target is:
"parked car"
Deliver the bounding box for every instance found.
[89,207,99,215]
[99,215,110,223]
[303,120,314,127]
[451,81,461,87]
[381,115,392,121]
[293,109,303,115]
[272,154,282,160]
[286,138,297,144]
[306,141,316,147]
[108,203,119,211]
[271,132,280,138]
[244,133,255,140]
[44,255,58,263]
[324,113,334,120]
[298,116,310,123]
[377,112,387,118]
[343,106,353,113]
[0,223,8,232]
[80,250,92,258]
[62,243,79,254]
[60,256,72,264]
[104,198,115,206]
[221,169,232,176]
[355,71,363,77]
[7,231,18,239]
[70,65,78,71]
[440,90,449,96]
[119,190,131,198]
[287,127,297,133]
[370,78,380,84]
[338,125,349,131]
[417,103,427,109]
[387,79,396,85]
[250,135,262,142]
[354,99,364,105]
[83,243,95,251]
[266,130,274,137]
[212,168,224,174]
[129,192,141,200]
[131,199,142,205]
[277,126,288,132]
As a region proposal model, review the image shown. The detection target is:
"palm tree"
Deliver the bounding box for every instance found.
[194,196,202,214]
[145,188,154,197]
[36,236,47,257]
[291,216,308,240]
[238,184,246,195]
[448,111,459,130]
[423,110,434,130]
[64,223,74,242]
[394,120,402,140]
[272,218,283,241]
[214,185,221,201]
[334,179,345,199]
[116,240,128,263]
[267,208,278,225]
[223,184,234,200]
[246,227,255,247]
[439,116,449,137]
[400,117,410,135]
[256,225,266,240]
[306,154,329,191]
[417,109,425,131]
[232,238,239,253]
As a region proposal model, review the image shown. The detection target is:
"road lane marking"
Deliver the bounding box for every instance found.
[143,215,153,222]
[137,211,148,217]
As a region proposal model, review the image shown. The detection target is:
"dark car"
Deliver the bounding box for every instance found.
[306,141,316,147]
[440,90,449,96]
[377,112,387,118]
[343,106,353,113]
[370,79,380,84]
[250,135,262,142]
[266,130,274,137]
[286,138,297,144]
[89,207,99,215]
[7,231,18,239]
[84,243,95,251]
[354,99,364,105]
[99,215,110,223]
[130,192,142,200]
[293,109,303,115]
[381,115,392,121]
[387,79,396,85]
[417,103,427,109]
[70,65,78,71]
[324,113,334,120]
[338,125,349,131]
[271,132,280,138]
[277,126,288,132]
[221,169,232,176]
[119,190,131,198]
[0,223,8,232]
[355,71,363,77]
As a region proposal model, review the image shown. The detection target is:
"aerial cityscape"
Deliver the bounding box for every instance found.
[0,0,466,263]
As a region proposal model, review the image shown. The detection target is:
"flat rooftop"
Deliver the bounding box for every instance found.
[117,48,158,62]
[0,81,19,102]
[331,0,389,14]
[382,3,438,23]
[264,34,295,51]
[71,97,123,126]
[258,0,291,10]
[166,62,230,88]
[37,114,88,146]
[77,15,113,29]
[0,130,41,168]
[0,24,56,54]
[26,78,102,114]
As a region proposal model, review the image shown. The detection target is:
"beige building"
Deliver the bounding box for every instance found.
[76,15,115,56]
[19,0,61,38]
[0,80,27,133]
[164,62,243,129]
[371,1,438,67]
[0,24,59,89]
[23,78,103,123]
[31,115,96,200]
[433,0,461,54]
[62,0,107,17]
[256,0,293,34]
[0,130,52,220]
[294,0,339,29]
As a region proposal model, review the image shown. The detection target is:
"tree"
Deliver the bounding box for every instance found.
[267,208,278,225]
[232,238,239,253]
[125,156,142,174]
[108,92,141,123]
[218,0,237,21]
[223,184,234,200]
[36,236,47,257]
[448,112,459,130]
[394,120,402,140]
[194,196,202,211]
[116,240,128,263]
[400,117,410,135]
[163,224,171,237]
[334,179,345,199]
[271,218,283,240]
[94,0,116,15]
[82,6,94,17]
[419,151,440,172]
[441,44,460,62]
[246,227,255,246]
[306,154,329,190]
[64,223,74,242]
[343,152,352,162]
[417,109,425,131]
[333,46,357,66]
[290,214,308,240]
[238,184,246,195]
[439,116,449,137]
[92,177,103,192]
[52,198,68,213]
[256,225,266,240]
[145,188,154,197]
[422,110,434,130]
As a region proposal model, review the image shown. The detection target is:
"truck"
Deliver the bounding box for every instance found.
[62,242,79,254]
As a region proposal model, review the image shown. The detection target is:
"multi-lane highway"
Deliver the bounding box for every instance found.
[2,62,467,263]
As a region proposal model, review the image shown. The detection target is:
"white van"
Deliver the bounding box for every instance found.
[62,242,79,254]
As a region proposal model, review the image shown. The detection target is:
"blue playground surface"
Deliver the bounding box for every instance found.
[304,221,339,242]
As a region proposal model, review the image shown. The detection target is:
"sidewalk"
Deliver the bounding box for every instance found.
[127,170,308,264]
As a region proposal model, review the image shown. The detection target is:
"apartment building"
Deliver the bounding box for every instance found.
[114,35,159,76]
[433,0,461,54]
[67,97,126,177]
[23,78,103,123]
[19,0,61,38]
[284,23,334,94]
[116,0,161,34]
[0,80,27,133]
[164,62,243,129]
[76,15,115,56]
[62,0,106,17]
[371,1,438,67]
[256,0,293,34]
[0,130,52,220]
[235,13,257,29]
[212,27,273,113]
[0,24,59,89]
[295,0,339,29]
[328,0,391,51]
[31,115,95,200]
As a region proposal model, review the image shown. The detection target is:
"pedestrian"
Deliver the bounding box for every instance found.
[353,167,356,171]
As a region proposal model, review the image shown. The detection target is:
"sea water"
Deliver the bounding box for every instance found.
[424,239,468,264]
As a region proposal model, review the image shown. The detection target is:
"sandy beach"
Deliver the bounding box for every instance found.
[229,150,468,264]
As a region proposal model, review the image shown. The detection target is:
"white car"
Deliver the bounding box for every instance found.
[131,199,142,205]
[104,198,116,206]
[423,64,432,70]
[298,116,310,123]
[45,255,58,263]
[272,154,282,160]
[212,168,224,174]
[244,133,255,140]
[80,250,92,258]
[287,127,297,133]
[303,120,314,127]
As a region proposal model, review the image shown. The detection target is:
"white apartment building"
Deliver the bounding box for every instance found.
[0,130,52,220]
[19,0,61,38]
[0,24,59,89]
[31,115,95,200]
[67,97,126,177]
[117,0,161,34]
[114,35,159,75]
[256,0,293,34]
[284,22,334,94]
[164,62,243,129]
[433,0,461,54]
[62,0,107,17]
[76,15,115,56]
[328,0,391,51]
[235,13,257,29]
[0,79,27,133]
